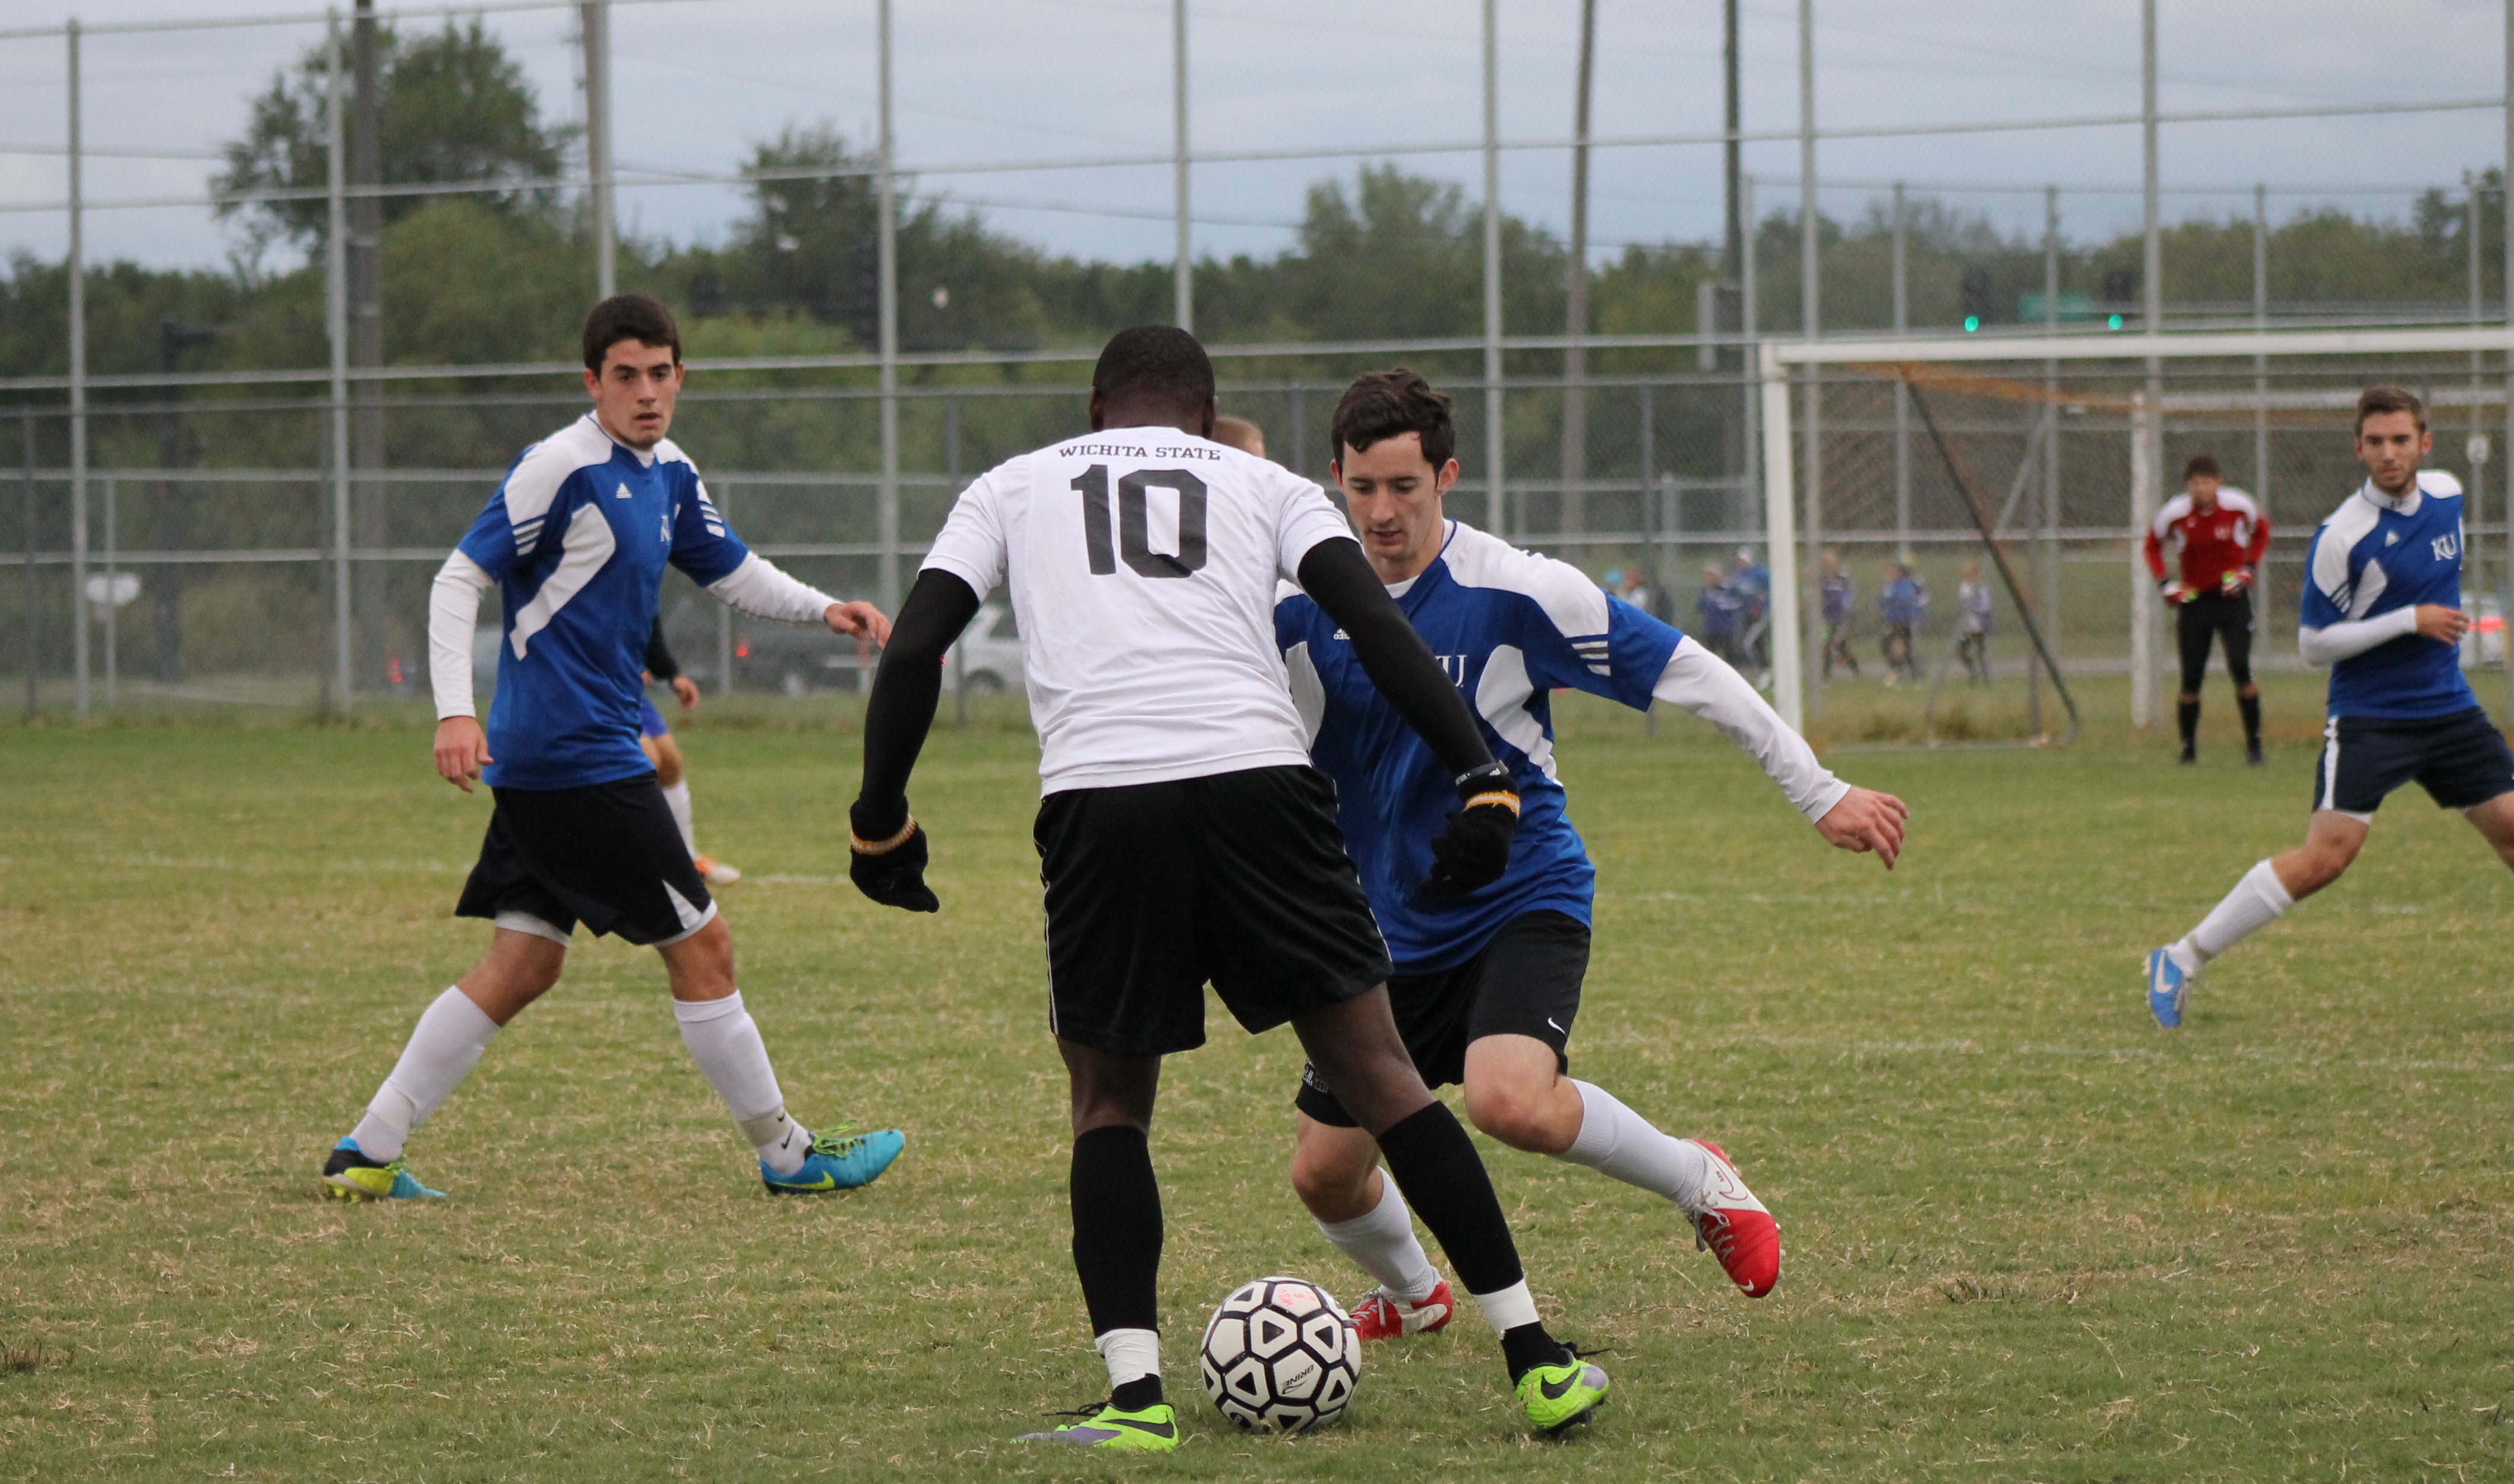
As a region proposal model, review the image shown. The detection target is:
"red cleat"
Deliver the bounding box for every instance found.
[1684,1141,1780,1297]
[1348,1280,1454,1341]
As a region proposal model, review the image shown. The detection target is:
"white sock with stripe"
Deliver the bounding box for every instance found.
[350,987,499,1163]
[672,992,811,1174]
[660,779,699,858]
[1314,1172,1443,1304]
[1558,1079,1714,1205]
[2169,859,2294,976]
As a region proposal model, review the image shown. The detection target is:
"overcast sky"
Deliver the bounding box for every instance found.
[1,0,2505,279]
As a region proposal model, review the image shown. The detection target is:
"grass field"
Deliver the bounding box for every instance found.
[4,673,2510,1481]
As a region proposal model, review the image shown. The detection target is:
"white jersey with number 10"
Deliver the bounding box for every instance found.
[921,425,1357,795]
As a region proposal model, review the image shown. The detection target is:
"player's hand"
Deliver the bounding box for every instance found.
[1814,786,1908,870]
[2221,567,2251,596]
[849,798,937,912]
[827,601,892,647]
[2159,580,2190,605]
[1422,764,1519,898]
[2414,604,2471,645]
[671,675,701,713]
[434,716,491,793]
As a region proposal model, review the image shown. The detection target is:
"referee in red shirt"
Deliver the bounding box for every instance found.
[2145,453,2270,765]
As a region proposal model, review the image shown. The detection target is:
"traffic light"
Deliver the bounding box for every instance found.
[1961,267,1994,333]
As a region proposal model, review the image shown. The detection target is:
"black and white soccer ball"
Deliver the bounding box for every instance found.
[1198,1275,1360,1432]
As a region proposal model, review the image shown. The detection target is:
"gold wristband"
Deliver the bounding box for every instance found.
[850,814,917,855]
[1464,790,1520,816]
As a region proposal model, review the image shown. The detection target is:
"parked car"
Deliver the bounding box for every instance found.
[953,602,1024,694]
[733,618,876,696]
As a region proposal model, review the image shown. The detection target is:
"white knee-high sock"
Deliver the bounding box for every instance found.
[1314,1172,1442,1303]
[1559,1079,1715,1206]
[349,987,500,1163]
[673,992,811,1174]
[2168,859,2294,976]
[661,779,699,858]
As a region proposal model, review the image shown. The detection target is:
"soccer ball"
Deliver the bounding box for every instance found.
[1198,1275,1360,1433]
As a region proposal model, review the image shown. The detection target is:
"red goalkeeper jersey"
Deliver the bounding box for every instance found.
[2145,489,2268,594]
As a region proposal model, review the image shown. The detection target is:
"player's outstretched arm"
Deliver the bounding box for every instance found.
[849,569,983,912]
[2295,605,2463,667]
[1296,536,1517,894]
[427,551,495,792]
[1651,635,1906,869]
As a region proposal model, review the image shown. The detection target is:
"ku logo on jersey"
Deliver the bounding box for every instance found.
[2434,532,2461,561]
[1435,654,1468,687]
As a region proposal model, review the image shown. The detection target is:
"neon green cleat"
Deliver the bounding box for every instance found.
[321,1137,445,1201]
[1515,1357,1609,1435]
[1015,1400,1180,1452]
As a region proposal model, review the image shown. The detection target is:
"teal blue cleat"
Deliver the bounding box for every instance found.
[2145,947,2187,1029]
[321,1136,447,1201]
[762,1126,904,1193]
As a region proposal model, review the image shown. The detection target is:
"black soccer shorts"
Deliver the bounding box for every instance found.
[455,774,715,946]
[1294,910,1591,1130]
[1032,765,1394,1058]
[2311,706,2514,817]
[2177,593,2254,693]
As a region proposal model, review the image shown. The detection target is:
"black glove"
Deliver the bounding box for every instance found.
[849,797,938,912]
[1422,763,1520,898]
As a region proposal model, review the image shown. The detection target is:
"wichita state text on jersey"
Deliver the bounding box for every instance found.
[920,426,1356,792]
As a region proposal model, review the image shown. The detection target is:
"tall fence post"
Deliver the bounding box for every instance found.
[1171,0,1191,331]
[2504,0,2514,724]
[1796,0,1820,712]
[102,477,115,708]
[1760,343,1802,732]
[326,10,353,715]
[67,18,88,721]
[2254,182,2272,635]
[1891,181,1910,563]
[874,0,901,614]
[580,1,615,299]
[1480,0,1505,537]
[21,410,36,722]
[2130,393,2159,729]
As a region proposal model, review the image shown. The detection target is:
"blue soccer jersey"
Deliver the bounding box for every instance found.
[2300,476,2475,721]
[1278,521,1684,973]
[455,413,753,789]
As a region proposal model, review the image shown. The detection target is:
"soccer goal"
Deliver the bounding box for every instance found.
[1757,324,2514,742]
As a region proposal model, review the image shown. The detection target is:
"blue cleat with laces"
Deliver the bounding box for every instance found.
[321,1136,447,1201]
[2145,947,2187,1029]
[762,1126,904,1193]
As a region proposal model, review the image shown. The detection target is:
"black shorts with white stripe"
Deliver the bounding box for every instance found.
[2311,706,2514,817]
[456,774,715,946]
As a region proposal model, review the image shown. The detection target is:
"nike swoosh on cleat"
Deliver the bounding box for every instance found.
[1539,1373,1583,1401]
[772,1173,837,1191]
[1104,1419,1176,1439]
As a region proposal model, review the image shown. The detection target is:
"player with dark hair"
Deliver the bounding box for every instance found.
[2145,387,2514,1027]
[322,294,904,1202]
[2146,451,2271,765]
[849,327,1610,1447]
[1275,367,1906,1339]
[639,617,739,886]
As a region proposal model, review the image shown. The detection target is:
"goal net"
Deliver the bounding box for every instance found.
[1755,326,2513,746]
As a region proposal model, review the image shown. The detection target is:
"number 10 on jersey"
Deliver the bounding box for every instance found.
[1071,465,1209,579]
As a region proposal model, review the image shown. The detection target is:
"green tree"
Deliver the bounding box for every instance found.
[214,18,574,263]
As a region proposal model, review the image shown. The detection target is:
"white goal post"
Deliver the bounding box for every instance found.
[1759,324,2514,735]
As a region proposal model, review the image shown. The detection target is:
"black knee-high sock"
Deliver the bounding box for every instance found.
[2177,700,2200,752]
[1375,1103,1565,1379]
[1070,1125,1163,1400]
[2238,693,2262,744]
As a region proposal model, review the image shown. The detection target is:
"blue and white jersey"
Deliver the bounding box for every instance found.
[1278,521,1684,974]
[2300,473,2474,721]
[456,413,751,789]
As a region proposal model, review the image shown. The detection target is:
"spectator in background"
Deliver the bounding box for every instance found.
[1730,547,1772,675]
[1695,564,1743,664]
[1212,414,1267,459]
[1956,559,1994,687]
[1879,561,1926,686]
[1818,548,1859,680]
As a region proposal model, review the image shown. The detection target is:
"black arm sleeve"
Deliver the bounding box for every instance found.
[644,617,681,682]
[855,567,984,834]
[1295,536,1496,779]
